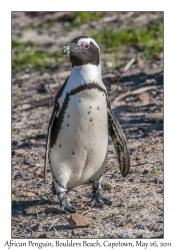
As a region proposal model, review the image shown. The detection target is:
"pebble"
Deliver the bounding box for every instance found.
[72,229,77,236]
[124,219,134,227]
[68,214,92,228]
[118,232,124,238]
[154,177,160,184]
[111,233,118,238]
[12,160,18,166]
[140,179,147,183]
[136,234,143,238]
[98,233,104,238]
[38,233,47,238]
[139,94,150,102]
[81,232,89,236]
[30,139,36,144]
[151,234,163,239]
[24,160,31,165]
[25,192,36,197]
[128,145,134,151]
[15,148,26,156]
[15,172,22,179]
[148,223,157,230]
[129,178,135,182]
[143,169,149,175]
[112,173,118,178]
[104,61,113,68]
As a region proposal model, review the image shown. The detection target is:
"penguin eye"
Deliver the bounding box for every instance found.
[77,41,90,50]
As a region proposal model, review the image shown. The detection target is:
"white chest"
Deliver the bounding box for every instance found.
[49,88,108,188]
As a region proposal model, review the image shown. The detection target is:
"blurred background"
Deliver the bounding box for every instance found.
[12,12,163,239]
[12,11,163,74]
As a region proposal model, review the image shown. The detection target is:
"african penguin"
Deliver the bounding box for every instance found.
[44,36,130,212]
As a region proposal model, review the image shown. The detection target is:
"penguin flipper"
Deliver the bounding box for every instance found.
[44,106,58,184]
[107,102,130,177]
[44,77,69,184]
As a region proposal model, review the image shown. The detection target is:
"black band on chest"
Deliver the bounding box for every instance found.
[50,83,107,148]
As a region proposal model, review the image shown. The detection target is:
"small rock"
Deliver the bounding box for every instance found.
[140,179,147,183]
[151,234,163,239]
[139,93,150,102]
[15,172,22,179]
[81,231,89,236]
[25,192,36,197]
[30,139,36,144]
[24,160,31,165]
[68,214,92,228]
[38,233,47,238]
[148,223,156,230]
[124,219,134,227]
[138,129,144,135]
[35,170,42,176]
[154,177,160,184]
[111,233,118,238]
[31,133,36,138]
[104,61,113,68]
[15,148,26,156]
[129,178,134,182]
[118,232,124,238]
[146,78,156,84]
[128,145,134,151]
[67,232,72,238]
[76,202,84,207]
[136,234,143,238]
[20,74,30,80]
[98,233,104,238]
[72,229,77,236]
[112,173,118,178]
[124,234,132,238]
[143,170,149,175]
[136,56,143,66]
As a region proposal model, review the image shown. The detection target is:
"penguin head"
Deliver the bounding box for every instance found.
[62,36,100,67]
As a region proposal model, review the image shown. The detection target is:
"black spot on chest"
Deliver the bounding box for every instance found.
[50,83,107,149]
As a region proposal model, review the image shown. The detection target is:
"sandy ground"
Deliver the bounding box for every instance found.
[12,12,163,239]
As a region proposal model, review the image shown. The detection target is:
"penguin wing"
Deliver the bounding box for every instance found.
[44,104,59,184]
[44,77,69,184]
[107,101,130,177]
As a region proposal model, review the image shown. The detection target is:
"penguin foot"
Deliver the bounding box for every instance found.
[59,194,77,213]
[90,189,112,208]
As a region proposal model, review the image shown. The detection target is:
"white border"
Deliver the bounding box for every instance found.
[1,1,175,249]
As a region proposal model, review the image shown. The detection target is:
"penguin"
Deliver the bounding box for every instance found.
[44,36,130,212]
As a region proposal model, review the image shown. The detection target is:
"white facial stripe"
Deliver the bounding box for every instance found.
[78,38,100,51]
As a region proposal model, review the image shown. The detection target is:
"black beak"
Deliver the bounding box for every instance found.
[62,43,78,55]
[62,43,71,55]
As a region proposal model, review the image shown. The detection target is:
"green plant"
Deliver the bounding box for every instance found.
[12,40,63,74]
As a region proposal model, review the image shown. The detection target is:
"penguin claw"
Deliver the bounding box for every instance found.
[59,195,77,213]
[101,196,112,206]
[61,204,77,213]
[90,189,112,208]
[91,198,104,208]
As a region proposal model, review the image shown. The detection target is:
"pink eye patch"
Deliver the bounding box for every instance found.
[77,40,90,49]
